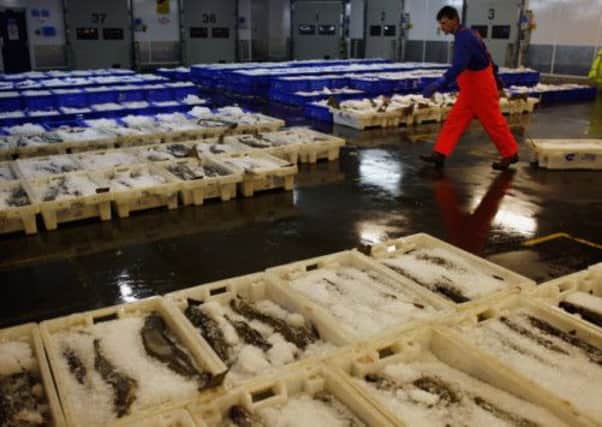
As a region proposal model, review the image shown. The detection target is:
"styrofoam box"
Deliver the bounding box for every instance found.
[528,139,602,170]
[160,157,242,206]
[0,180,38,234]
[40,297,228,427]
[441,294,602,426]
[265,250,453,343]
[187,364,395,426]
[0,323,66,426]
[114,408,196,427]
[370,233,535,308]
[24,172,112,231]
[219,152,298,198]
[530,262,602,332]
[327,326,583,427]
[165,271,350,389]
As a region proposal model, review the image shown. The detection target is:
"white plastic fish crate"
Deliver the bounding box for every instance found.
[0,159,18,182]
[187,364,395,426]
[50,127,117,154]
[0,180,38,235]
[528,138,602,169]
[25,172,112,231]
[265,250,453,343]
[370,233,535,308]
[14,154,84,181]
[219,152,298,198]
[327,326,581,427]
[332,110,396,130]
[270,127,347,164]
[14,137,69,158]
[112,408,197,427]
[160,157,242,206]
[439,294,602,426]
[220,133,299,164]
[74,148,142,171]
[39,296,228,427]
[95,164,180,218]
[412,105,442,125]
[165,271,350,389]
[132,141,200,165]
[530,263,602,333]
[0,323,66,427]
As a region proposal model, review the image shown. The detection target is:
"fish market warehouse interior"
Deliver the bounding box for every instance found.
[0,0,601,425]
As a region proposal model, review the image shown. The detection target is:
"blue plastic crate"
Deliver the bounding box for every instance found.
[115,87,145,103]
[152,102,188,114]
[304,102,332,122]
[167,83,197,100]
[329,77,349,89]
[144,85,173,102]
[86,88,118,104]
[23,91,56,110]
[307,77,334,91]
[0,92,22,112]
[53,89,88,108]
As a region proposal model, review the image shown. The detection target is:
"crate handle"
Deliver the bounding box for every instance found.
[558,281,575,293]
[250,386,277,403]
[477,310,496,323]
[93,313,119,324]
[209,286,228,296]
[187,297,204,306]
[377,345,397,360]
[306,263,319,272]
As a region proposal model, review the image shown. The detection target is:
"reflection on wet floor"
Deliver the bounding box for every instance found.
[1,99,601,327]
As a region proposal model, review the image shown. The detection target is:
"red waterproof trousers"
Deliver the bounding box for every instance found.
[434,65,518,158]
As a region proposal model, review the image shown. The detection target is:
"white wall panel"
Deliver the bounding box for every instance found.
[406,0,463,41]
[530,0,602,46]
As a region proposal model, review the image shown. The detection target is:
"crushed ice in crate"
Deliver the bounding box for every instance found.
[78,151,139,170]
[0,340,53,426]
[380,247,508,303]
[221,155,288,173]
[196,141,247,156]
[6,124,46,136]
[285,264,437,338]
[38,174,100,202]
[357,357,568,427]
[166,162,228,181]
[92,103,123,111]
[53,313,220,425]
[184,296,334,384]
[51,127,110,142]
[458,309,602,421]
[18,155,82,179]
[108,168,168,190]
[559,291,602,327]
[0,184,31,208]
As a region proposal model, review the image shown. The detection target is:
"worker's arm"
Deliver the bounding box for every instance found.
[423,31,471,97]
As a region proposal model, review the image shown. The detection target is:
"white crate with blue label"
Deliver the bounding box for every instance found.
[528,139,602,169]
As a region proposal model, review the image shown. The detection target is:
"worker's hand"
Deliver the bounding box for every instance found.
[422,77,446,98]
[495,75,505,91]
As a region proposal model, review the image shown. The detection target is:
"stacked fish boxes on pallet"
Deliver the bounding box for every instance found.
[265,250,453,342]
[187,364,395,426]
[530,263,602,331]
[528,138,602,169]
[439,294,602,426]
[326,326,580,426]
[165,272,348,390]
[39,297,228,427]
[370,233,536,308]
[0,323,66,426]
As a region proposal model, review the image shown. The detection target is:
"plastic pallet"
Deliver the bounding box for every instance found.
[370,233,535,308]
[0,323,67,426]
[40,297,228,427]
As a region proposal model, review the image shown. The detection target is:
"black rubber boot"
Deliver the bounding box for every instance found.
[492,153,519,170]
[420,151,446,168]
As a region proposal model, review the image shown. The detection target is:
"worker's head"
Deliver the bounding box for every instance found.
[436,6,460,35]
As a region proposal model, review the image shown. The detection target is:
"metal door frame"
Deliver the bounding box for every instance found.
[363,0,402,60]
[0,6,33,72]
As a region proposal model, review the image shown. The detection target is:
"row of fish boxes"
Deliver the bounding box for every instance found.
[0,129,346,234]
[3,233,600,426]
[331,96,539,130]
[0,154,297,235]
[0,114,286,161]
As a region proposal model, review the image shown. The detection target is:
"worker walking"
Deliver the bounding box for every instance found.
[420,6,519,170]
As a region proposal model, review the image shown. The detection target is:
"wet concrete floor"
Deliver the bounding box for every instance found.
[1,96,601,327]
